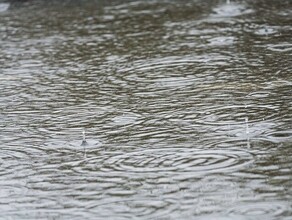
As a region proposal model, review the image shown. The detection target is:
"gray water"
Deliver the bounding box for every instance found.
[0,0,291,219]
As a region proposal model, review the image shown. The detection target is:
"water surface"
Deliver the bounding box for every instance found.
[0,0,291,219]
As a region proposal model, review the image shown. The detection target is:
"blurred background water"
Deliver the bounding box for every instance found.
[0,0,291,219]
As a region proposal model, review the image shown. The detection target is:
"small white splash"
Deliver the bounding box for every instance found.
[254,27,277,36]
[245,117,250,148]
[245,118,249,135]
[81,128,88,158]
[0,3,9,12]
[82,128,86,142]
[212,1,253,17]
[208,36,235,46]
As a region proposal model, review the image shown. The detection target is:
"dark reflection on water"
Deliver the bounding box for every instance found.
[0,0,291,219]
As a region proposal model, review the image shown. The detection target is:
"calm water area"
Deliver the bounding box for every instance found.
[0,0,291,219]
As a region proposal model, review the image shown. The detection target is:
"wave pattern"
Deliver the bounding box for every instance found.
[0,0,291,219]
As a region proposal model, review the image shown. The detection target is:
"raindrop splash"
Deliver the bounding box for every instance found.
[81,128,88,158]
[245,117,250,148]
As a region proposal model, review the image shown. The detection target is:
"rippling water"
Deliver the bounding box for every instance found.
[0,0,291,219]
